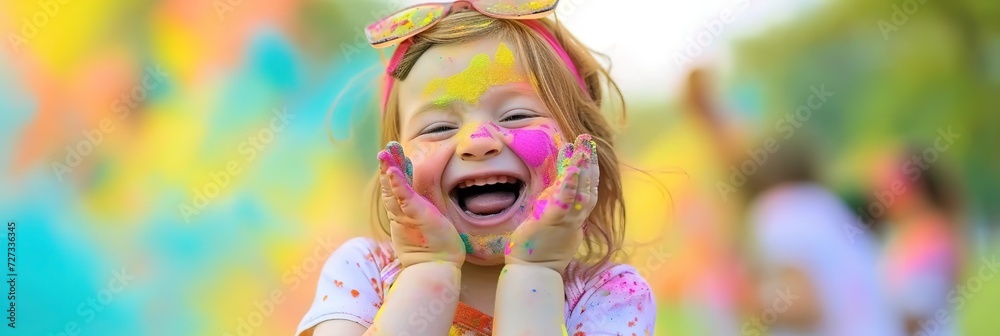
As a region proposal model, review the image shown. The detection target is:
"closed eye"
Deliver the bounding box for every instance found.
[421,124,456,135]
[500,113,535,122]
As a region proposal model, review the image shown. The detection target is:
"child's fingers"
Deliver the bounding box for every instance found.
[382,141,415,183]
[557,163,582,213]
[386,141,406,166]
[589,145,600,198]
[575,136,593,194]
[586,139,599,198]
[556,142,573,178]
[377,151,404,217]
[404,156,414,185]
[377,150,392,174]
[378,172,403,214]
[386,166,423,218]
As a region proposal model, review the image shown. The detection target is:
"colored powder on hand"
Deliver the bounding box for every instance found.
[532,199,548,220]
[404,226,426,246]
[387,141,406,165]
[383,142,413,184]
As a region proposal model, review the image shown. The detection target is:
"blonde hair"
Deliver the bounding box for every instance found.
[370,11,627,273]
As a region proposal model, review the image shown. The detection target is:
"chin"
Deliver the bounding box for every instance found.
[441,167,549,265]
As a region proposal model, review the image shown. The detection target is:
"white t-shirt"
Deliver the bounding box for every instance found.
[297,237,656,336]
[748,184,903,336]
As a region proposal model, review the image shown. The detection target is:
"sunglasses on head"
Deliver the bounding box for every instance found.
[365,0,559,49]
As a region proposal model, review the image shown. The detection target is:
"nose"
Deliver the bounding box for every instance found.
[457,127,502,161]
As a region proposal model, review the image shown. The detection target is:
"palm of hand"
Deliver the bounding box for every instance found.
[378,142,466,268]
[506,134,600,273]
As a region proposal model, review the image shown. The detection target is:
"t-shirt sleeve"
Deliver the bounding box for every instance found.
[296,237,390,335]
[565,265,656,336]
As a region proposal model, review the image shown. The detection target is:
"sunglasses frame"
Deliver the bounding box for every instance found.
[365,0,559,49]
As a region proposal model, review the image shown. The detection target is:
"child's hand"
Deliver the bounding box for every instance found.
[505,134,599,273]
[378,141,466,268]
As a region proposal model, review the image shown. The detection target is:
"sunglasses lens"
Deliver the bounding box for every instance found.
[475,0,558,17]
[366,4,446,46]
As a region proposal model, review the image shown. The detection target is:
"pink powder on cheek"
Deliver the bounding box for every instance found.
[508,129,556,168]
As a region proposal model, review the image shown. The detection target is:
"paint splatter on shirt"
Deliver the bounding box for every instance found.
[296,237,656,335]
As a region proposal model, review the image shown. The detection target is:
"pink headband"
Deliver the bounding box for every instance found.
[381,19,589,114]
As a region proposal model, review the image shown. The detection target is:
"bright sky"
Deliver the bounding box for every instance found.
[555,0,827,101]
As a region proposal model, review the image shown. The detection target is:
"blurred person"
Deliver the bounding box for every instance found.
[872,147,964,336]
[684,68,903,336]
[297,1,655,335]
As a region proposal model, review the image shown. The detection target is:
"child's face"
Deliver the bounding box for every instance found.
[395,37,565,265]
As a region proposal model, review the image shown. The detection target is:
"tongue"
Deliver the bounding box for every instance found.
[464,191,517,215]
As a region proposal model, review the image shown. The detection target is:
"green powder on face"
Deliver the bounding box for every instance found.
[459,233,474,254]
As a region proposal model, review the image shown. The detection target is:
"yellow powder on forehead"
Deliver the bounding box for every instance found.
[423,42,526,106]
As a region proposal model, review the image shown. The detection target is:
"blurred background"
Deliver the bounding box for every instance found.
[1,0,998,335]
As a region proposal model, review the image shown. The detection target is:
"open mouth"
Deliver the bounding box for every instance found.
[449,175,526,220]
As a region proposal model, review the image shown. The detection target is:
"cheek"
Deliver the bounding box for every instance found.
[502,123,563,187]
[405,142,452,200]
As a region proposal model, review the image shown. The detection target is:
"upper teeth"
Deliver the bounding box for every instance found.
[458,175,515,188]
